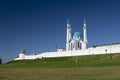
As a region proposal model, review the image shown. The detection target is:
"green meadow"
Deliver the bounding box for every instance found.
[0,53,120,80]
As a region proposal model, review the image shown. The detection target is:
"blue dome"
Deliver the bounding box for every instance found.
[73,32,82,37]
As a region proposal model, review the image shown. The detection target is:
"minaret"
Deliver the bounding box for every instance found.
[66,19,72,51]
[83,18,88,49]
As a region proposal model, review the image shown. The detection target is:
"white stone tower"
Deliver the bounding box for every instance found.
[66,19,72,51]
[83,18,88,49]
[19,49,26,59]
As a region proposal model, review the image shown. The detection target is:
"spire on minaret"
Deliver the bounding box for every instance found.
[84,18,86,24]
[67,19,71,27]
[67,19,70,24]
[84,18,86,27]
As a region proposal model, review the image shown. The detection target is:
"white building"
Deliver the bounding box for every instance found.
[14,19,120,60]
[66,19,87,51]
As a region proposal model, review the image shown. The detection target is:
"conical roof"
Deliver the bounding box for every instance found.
[20,49,26,54]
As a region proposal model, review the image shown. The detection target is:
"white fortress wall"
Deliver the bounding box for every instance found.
[40,44,120,58]
[90,44,120,54]
[14,44,120,60]
[24,55,38,59]
[14,55,38,60]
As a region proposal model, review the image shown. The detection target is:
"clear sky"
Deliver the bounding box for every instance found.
[0,0,120,63]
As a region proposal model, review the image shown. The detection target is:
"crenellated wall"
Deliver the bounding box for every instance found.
[14,44,120,60]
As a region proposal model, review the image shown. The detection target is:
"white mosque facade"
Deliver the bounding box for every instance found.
[14,19,120,60]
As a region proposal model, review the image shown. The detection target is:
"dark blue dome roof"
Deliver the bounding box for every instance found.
[73,32,82,37]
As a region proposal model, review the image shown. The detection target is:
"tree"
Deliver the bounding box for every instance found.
[0,58,2,64]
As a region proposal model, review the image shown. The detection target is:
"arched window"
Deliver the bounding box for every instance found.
[71,43,73,50]
[79,42,81,49]
[78,42,79,48]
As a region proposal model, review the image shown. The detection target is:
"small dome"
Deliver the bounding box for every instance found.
[73,32,82,37]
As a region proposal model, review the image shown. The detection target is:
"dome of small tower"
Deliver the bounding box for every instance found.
[20,49,26,54]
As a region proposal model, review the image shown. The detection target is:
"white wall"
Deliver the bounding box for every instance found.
[14,44,120,60]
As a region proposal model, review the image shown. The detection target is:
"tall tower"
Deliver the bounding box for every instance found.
[66,19,72,51]
[83,18,88,49]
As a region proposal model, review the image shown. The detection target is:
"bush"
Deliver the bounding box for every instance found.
[0,58,2,64]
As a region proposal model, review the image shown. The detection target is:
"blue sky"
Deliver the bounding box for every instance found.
[0,0,120,63]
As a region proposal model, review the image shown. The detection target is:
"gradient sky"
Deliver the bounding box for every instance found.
[0,0,120,63]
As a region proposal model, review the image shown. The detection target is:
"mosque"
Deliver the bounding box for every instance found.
[14,19,120,60]
[66,19,87,51]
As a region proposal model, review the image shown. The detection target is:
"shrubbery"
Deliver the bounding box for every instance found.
[0,58,2,64]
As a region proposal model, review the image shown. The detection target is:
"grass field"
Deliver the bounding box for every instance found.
[0,53,120,80]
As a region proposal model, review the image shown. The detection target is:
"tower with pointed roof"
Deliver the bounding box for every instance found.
[19,49,26,59]
[83,18,88,49]
[66,19,72,51]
